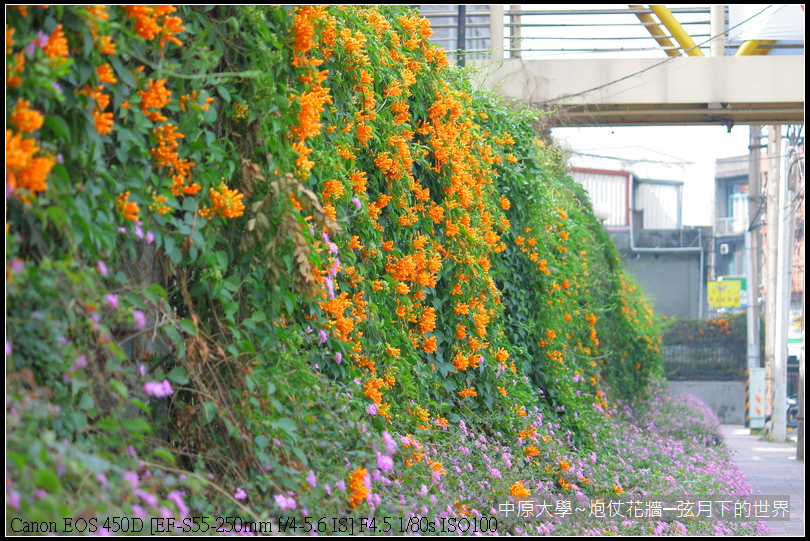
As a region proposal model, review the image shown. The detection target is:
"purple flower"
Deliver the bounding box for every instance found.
[352,197,362,209]
[135,489,158,507]
[104,294,119,310]
[274,493,296,511]
[335,352,342,365]
[132,310,146,330]
[367,402,378,416]
[123,471,139,491]
[139,364,147,377]
[168,491,188,517]
[34,489,47,500]
[383,431,397,455]
[377,453,394,471]
[6,488,19,510]
[335,480,346,492]
[306,470,317,488]
[318,330,328,344]
[36,30,48,48]
[97,261,108,277]
[9,258,24,274]
[132,505,147,520]
[134,224,144,239]
[146,231,155,245]
[234,487,247,500]
[324,277,335,299]
[5,341,11,357]
[143,380,173,397]
[328,242,338,255]
[96,473,109,490]
[328,257,340,278]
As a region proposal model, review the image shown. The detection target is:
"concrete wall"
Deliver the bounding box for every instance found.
[621,251,703,319]
[668,381,746,424]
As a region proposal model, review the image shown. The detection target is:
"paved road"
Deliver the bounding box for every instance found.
[720,425,805,536]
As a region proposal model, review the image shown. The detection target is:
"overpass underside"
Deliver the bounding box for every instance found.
[473,56,805,127]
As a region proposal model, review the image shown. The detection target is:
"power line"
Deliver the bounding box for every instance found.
[541,5,784,106]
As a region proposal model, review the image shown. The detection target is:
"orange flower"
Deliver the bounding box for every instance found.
[160,14,185,48]
[524,445,540,458]
[321,179,345,200]
[43,24,68,60]
[198,181,244,220]
[430,460,446,477]
[347,467,370,508]
[510,481,531,497]
[419,306,436,334]
[422,336,437,353]
[138,78,172,122]
[97,64,117,85]
[98,35,116,55]
[10,99,44,134]
[93,110,114,135]
[458,386,477,398]
[499,195,510,210]
[115,191,140,222]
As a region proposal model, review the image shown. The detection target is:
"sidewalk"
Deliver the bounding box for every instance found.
[720,425,805,536]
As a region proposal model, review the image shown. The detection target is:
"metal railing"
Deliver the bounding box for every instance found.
[715,216,749,236]
[416,5,804,62]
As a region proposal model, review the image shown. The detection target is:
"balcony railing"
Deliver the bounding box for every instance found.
[715,216,748,236]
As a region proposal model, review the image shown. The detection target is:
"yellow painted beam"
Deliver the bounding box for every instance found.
[650,5,704,56]
[630,4,680,57]
[735,40,777,56]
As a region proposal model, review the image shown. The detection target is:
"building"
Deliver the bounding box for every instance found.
[571,167,708,319]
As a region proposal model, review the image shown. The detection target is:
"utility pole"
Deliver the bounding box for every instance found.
[764,126,780,428]
[747,126,762,372]
[772,135,792,442]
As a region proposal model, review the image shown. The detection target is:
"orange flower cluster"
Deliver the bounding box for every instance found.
[200,181,245,220]
[458,386,477,398]
[6,130,55,198]
[10,99,44,134]
[138,78,172,122]
[148,122,198,197]
[123,5,185,49]
[510,481,531,497]
[76,84,115,136]
[524,445,540,459]
[115,191,140,222]
[43,24,69,61]
[347,467,369,508]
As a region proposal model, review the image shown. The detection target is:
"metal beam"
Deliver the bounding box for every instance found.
[629,4,680,57]
[650,5,705,56]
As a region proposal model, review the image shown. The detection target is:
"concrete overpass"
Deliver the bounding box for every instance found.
[423,5,805,127]
[472,55,804,127]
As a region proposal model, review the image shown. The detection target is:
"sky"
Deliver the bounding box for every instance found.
[552,125,754,226]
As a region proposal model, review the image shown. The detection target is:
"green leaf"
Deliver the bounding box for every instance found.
[44,115,71,143]
[178,318,197,336]
[217,86,231,103]
[270,418,298,435]
[121,417,152,436]
[78,393,95,411]
[33,468,61,492]
[255,435,270,449]
[109,379,129,399]
[167,366,189,385]
[202,401,217,425]
[152,447,177,465]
